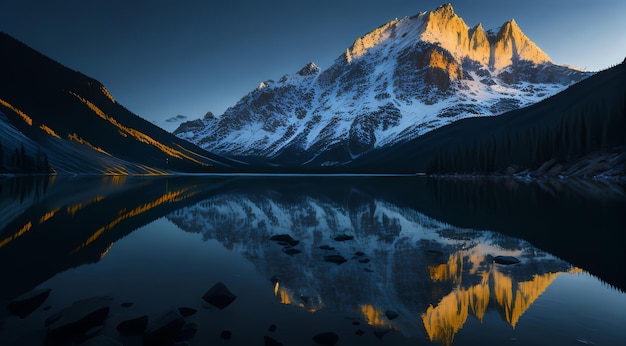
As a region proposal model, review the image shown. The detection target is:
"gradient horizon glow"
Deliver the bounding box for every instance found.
[3,0,624,128]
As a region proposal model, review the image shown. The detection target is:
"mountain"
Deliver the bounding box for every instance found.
[175,4,591,167]
[0,33,245,174]
[347,59,626,176]
[153,114,189,132]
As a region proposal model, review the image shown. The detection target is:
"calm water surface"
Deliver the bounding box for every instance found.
[0,175,625,345]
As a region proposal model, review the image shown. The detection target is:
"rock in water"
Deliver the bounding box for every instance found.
[493,255,521,265]
[270,234,299,246]
[324,255,347,265]
[220,330,232,339]
[385,310,399,320]
[202,282,237,309]
[264,335,283,346]
[312,332,339,345]
[116,315,148,335]
[177,307,197,317]
[283,247,302,255]
[143,308,186,345]
[82,335,123,346]
[45,296,112,342]
[333,235,354,241]
[8,288,51,318]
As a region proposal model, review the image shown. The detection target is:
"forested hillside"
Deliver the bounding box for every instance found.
[350,60,625,177]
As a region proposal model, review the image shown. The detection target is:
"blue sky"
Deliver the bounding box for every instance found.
[3,1,625,129]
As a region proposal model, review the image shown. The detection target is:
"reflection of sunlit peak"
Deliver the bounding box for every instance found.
[360,304,397,330]
[274,284,323,313]
[422,290,469,346]
[429,251,464,283]
[492,268,563,328]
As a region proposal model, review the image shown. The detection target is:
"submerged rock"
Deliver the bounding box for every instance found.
[283,247,302,255]
[374,329,390,340]
[181,322,198,340]
[202,282,237,309]
[385,310,399,320]
[312,332,339,345]
[220,329,232,339]
[82,335,123,346]
[45,296,112,342]
[8,288,51,318]
[270,234,299,247]
[143,308,186,345]
[116,315,148,335]
[494,255,521,265]
[333,234,354,241]
[177,307,197,317]
[319,245,335,250]
[324,255,347,265]
[265,335,283,346]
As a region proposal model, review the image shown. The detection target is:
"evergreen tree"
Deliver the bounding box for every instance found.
[43,152,50,174]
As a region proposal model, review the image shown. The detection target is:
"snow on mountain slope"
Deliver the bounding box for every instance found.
[175,4,591,166]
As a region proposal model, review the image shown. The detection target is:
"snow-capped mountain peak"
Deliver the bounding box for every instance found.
[174,4,592,167]
[297,62,321,76]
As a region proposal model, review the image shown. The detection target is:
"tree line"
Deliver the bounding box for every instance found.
[427,96,625,175]
[0,139,52,174]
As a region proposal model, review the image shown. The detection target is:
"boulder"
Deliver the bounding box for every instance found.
[385,310,399,320]
[312,332,339,345]
[270,234,299,247]
[45,296,112,342]
[283,247,302,255]
[324,255,347,265]
[202,282,237,309]
[8,288,51,318]
[143,308,186,345]
[177,307,197,317]
[264,335,283,346]
[333,235,354,241]
[494,255,521,265]
[116,315,148,335]
[81,335,122,346]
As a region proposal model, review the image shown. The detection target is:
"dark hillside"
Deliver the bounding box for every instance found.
[0,33,246,174]
[348,60,625,176]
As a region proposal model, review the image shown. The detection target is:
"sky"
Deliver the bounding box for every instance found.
[3,0,625,130]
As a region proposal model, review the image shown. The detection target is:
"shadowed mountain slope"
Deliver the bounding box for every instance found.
[0,33,247,174]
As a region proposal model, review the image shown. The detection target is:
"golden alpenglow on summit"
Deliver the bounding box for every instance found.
[175,3,591,167]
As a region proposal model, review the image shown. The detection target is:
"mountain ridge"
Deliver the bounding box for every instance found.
[175,4,591,166]
[0,32,246,174]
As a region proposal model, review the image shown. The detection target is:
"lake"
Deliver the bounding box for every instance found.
[1,175,625,345]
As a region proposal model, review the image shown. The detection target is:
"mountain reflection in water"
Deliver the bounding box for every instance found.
[0,175,624,345]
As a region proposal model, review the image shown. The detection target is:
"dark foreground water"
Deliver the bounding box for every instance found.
[0,175,625,345]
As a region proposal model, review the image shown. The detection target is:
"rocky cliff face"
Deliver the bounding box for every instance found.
[175,4,591,166]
